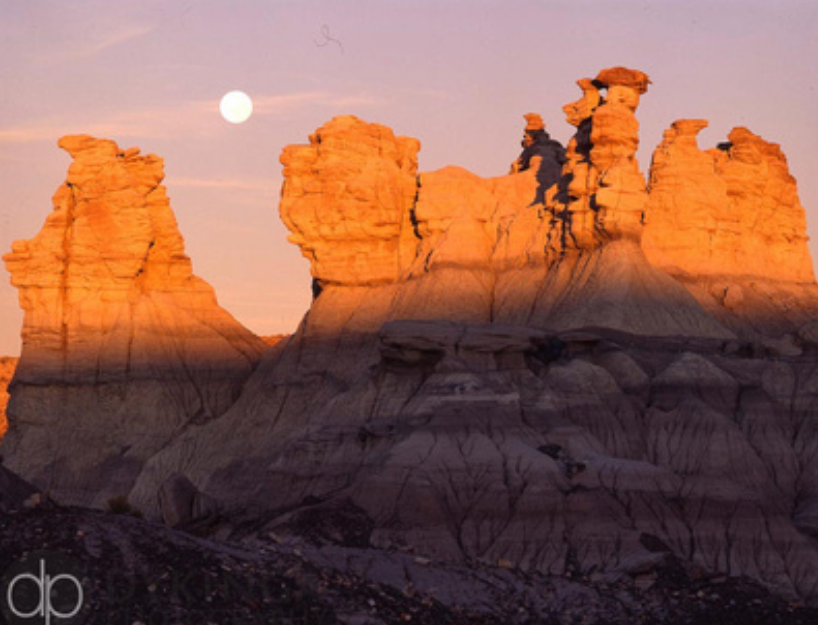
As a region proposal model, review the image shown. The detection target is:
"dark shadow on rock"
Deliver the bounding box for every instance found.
[516,128,567,206]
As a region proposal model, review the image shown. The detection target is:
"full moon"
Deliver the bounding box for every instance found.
[220,90,253,124]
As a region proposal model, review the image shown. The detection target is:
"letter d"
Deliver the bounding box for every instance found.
[7,559,46,621]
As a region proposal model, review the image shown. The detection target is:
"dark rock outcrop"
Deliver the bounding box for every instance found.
[3,504,817,624]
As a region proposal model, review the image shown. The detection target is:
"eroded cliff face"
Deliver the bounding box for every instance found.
[6,68,818,607]
[126,68,818,606]
[492,68,731,338]
[280,116,420,288]
[278,69,733,342]
[2,135,267,507]
[643,121,818,336]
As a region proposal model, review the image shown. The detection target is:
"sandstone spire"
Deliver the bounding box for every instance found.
[2,135,267,506]
[554,66,652,245]
[490,67,732,337]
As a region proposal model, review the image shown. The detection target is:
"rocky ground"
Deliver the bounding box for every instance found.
[1,498,817,624]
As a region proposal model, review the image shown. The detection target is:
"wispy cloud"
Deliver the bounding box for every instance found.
[74,24,156,60]
[170,177,276,192]
[0,101,209,144]
[0,90,385,145]
[27,21,157,66]
[253,91,385,116]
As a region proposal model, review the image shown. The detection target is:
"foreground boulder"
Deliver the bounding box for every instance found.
[2,136,267,507]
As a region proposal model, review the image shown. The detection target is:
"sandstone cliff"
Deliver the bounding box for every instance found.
[643,121,818,337]
[125,68,818,606]
[6,69,818,609]
[2,135,267,507]
[277,72,733,343]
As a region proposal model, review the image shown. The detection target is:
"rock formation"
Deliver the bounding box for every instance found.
[280,116,420,288]
[554,67,651,243]
[510,113,566,203]
[0,356,15,441]
[643,121,818,336]
[492,68,732,338]
[121,68,818,607]
[6,68,818,610]
[2,135,267,507]
[276,83,732,342]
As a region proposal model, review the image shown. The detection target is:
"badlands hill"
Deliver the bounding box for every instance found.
[3,66,818,622]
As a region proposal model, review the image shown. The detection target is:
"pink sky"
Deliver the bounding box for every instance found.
[1,0,816,355]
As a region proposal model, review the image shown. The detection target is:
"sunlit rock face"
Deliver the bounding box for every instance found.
[645,122,812,282]
[7,68,818,608]
[280,115,420,287]
[555,66,651,244]
[2,135,267,507]
[492,67,731,338]
[127,68,818,606]
[0,356,15,441]
[277,79,731,341]
[643,121,818,335]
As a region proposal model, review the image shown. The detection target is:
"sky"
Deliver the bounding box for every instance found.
[1,0,816,355]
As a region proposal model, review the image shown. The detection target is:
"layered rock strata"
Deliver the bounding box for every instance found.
[493,68,730,337]
[7,68,818,607]
[133,321,818,604]
[125,68,818,605]
[643,121,818,336]
[2,135,267,507]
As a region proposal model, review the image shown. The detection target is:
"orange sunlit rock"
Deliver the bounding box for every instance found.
[0,356,15,442]
[274,77,739,340]
[643,120,818,333]
[140,78,818,603]
[1,135,268,506]
[280,115,420,287]
[644,120,813,282]
[6,69,818,607]
[490,67,731,337]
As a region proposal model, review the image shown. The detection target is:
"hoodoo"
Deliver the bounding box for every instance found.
[2,135,267,507]
[643,121,818,336]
